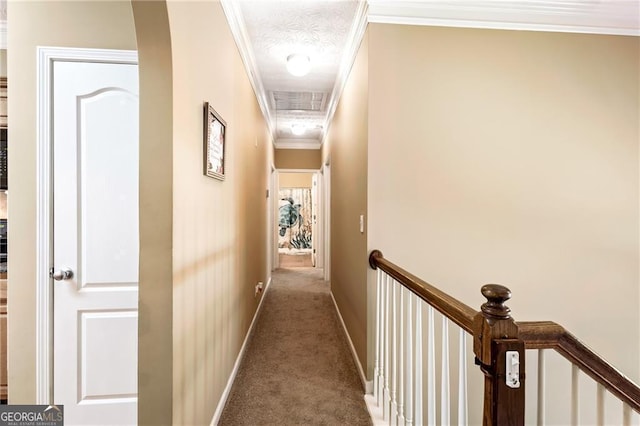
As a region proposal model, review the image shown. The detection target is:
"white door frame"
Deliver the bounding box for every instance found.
[313,171,324,269]
[275,169,321,269]
[35,46,138,404]
[323,161,331,282]
[272,169,280,270]
[267,164,276,277]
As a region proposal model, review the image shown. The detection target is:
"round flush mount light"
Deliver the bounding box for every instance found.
[286,54,311,77]
[291,124,307,136]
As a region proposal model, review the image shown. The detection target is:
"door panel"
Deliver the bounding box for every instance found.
[79,89,139,287]
[80,310,137,400]
[53,60,138,425]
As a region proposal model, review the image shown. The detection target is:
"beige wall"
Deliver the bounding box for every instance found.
[131,1,173,423]
[274,148,321,169]
[0,50,6,76]
[7,0,137,403]
[368,23,639,422]
[165,2,270,424]
[279,172,313,188]
[324,30,369,371]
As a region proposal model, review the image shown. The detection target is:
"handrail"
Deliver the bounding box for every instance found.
[519,321,640,413]
[369,249,640,421]
[369,250,477,334]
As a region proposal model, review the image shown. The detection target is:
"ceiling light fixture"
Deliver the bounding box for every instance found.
[286,54,311,77]
[291,124,307,136]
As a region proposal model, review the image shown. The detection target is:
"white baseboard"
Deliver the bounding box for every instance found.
[364,394,386,426]
[329,291,373,394]
[210,275,272,425]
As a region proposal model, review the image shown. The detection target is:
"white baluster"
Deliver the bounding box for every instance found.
[440,317,450,426]
[427,306,436,425]
[571,363,579,426]
[405,290,414,426]
[596,383,605,426]
[383,274,391,421]
[414,299,423,426]
[374,269,382,403]
[391,279,398,424]
[622,403,631,426]
[538,349,546,426]
[457,329,468,426]
[397,286,405,425]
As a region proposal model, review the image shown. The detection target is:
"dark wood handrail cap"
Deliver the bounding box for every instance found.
[369,250,383,269]
[481,284,512,319]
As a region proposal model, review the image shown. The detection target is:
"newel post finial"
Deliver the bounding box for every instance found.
[480,284,512,321]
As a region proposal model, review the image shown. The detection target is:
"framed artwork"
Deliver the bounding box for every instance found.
[203,102,226,180]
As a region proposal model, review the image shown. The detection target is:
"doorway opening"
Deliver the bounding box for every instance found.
[276,170,321,269]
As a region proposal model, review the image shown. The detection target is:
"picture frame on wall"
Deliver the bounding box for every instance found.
[203,102,226,180]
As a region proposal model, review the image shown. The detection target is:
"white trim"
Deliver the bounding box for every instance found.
[364,393,386,426]
[210,277,272,425]
[271,168,279,271]
[330,291,373,394]
[36,46,138,405]
[266,161,273,279]
[274,139,321,150]
[220,0,277,140]
[367,1,639,37]
[277,168,321,174]
[314,170,324,269]
[368,14,640,36]
[323,162,330,282]
[321,0,369,147]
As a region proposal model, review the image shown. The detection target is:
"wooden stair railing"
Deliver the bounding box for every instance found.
[519,321,640,416]
[368,250,640,425]
[369,249,476,333]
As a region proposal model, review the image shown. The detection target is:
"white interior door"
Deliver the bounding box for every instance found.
[52,60,139,425]
[315,171,324,269]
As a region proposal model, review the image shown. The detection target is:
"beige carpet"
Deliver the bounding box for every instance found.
[218,268,371,425]
[279,253,313,268]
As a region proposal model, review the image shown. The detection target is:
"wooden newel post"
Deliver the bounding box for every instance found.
[473,284,525,426]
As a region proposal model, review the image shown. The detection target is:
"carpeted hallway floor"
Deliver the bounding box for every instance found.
[218,267,371,425]
[279,253,313,268]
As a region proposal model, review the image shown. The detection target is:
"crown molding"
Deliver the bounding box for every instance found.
[220,0,276,140]
[321,0,369,147]
[368,1,639,36]
[274,138,322,150]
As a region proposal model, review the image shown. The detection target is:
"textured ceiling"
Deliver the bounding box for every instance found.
[237,0,361,147]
